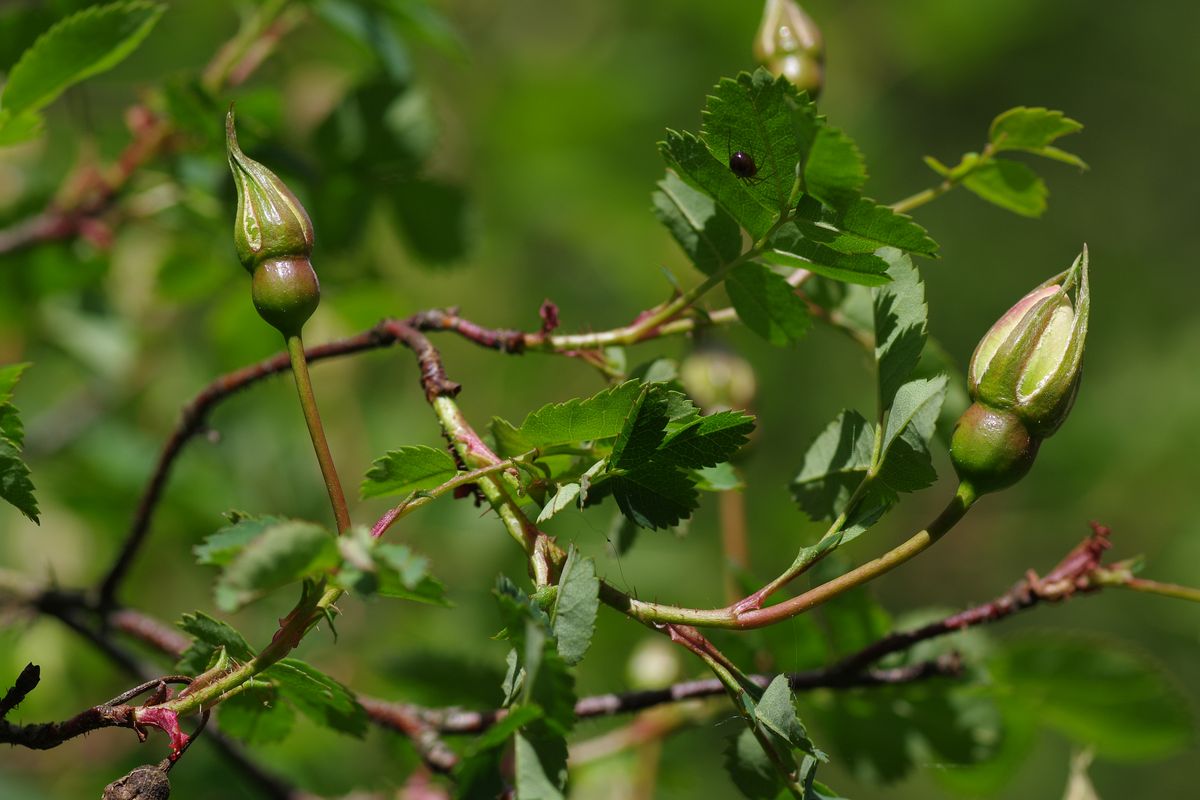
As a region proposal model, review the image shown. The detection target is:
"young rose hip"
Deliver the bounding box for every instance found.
[950,248,1090,495]
[226,111,319,337]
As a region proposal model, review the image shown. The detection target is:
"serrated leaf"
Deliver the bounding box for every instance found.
[194,513,288,566]
[803,125,868,209]
[175,611,254,674]
[215,521,337,611]
[373,542,450,606]
[609,385,669,470]
[989,107,1086,169]
[761,240,891,287]
[653,170,743,275]
[0,1,165,118]
[514,730,567,800]
[877,376,947,492]
[264,658,368,738]
[612,463,698,530]
[702,71,807,217]
[0,439,38,524]
[551,546,599,666]
[873,250,929,410]
[360,444,458,499]
[218,684,295,745]
[727,263,812,346]
[790,196,938,257]
[661,130,776,240]
[0,364,30,404]
[756,675,819,757]
[503,381,644,452]
[790,410,875,522]
[962,158,1047,217]
[990,633,1194,761]
[658,410,755,469]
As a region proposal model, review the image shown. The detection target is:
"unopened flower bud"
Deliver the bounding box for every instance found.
[679,344,757,412]
[754,0,825,98]
[951,248,1090,494]
[226,111,319,337]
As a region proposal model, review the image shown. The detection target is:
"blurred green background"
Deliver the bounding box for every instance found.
[1,0,1198,797]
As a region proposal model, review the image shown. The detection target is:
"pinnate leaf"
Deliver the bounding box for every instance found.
[726,263,812,346]
[755,675,821,757]
[661,129,776,240]
[495,380,643,453]
[790,410,875,522]
[175,611,254,673]
[762,229,891,287]
[360,444,458,499]
[612,462,698,531]
[877,376,947,492]
[658,410,755,469]
[194,512,287,566]
[790,196,937,257]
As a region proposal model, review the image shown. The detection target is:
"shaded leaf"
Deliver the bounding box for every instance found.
[755,675,820,757]
[609,385,669,470]
[724,726,783,800]
[653,170,743,275]
[658,411,755,469]
[194,513,288,566]
[612,463,698,530]
[551,546,599,666]
[264,658,368,738]
[514,730,567,800]
[498,381,643,453]
[873,250,928,410]
[175,611,254,674]
[218,684,295,745]
[661,129,776,239]
[536,483,581,523]
[761,236,891,287]
[727,263,812,346]
[790,196,937,257]
[790,410,875,523]
[877,376,947,493]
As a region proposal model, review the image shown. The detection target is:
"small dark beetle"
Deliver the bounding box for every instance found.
[728,150,759,179]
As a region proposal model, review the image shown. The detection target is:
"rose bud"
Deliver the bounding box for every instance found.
[226,111,319,337]
[950,247,1090,494]
[753,0,825,98]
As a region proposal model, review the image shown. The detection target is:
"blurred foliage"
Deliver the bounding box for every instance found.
[2,0,1199,798]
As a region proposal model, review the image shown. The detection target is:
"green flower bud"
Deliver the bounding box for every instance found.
[753,0,825,98]
[951,248,1090,494]
[679,343,757,413]
[226,111,319,337]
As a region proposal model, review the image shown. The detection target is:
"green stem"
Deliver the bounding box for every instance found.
[286,334,351,534]
[201,0,291,94]
[619,482,977,629]
[1099,575,1200,604]
[889,182,954,215]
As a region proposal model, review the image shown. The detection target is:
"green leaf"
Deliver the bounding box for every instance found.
[194,512,288,566]
[873,250,929,410]
[0,439,38,524]
[877,376,947,492]
[264,658,368,738]
[373,542,449,605]
[0,2,165,117]
[653,170,743,275]
[609,385,669,470]
[755,675,820,757]
[725,726,784,800]
[693,462,744,491]
[701,71,807,216]
[215,521,338,611]
[465,704,544,757]
[218,684,295,745]
[802,125,868,209]
[790,410,875,523]
[658,410,755,469]
[612,462,698,530]
[726,263,812,346]
[0,363,37,524]
[661,129,776,240]
[175,611,254,674]
[990,633,1194,761]
[499,381,644,453]
[791,196,938,257]
[0,110,45,147]
[962,159,1047,217]
[550,546,599,666]
[989,107,1087,169]
[761,240,891,287]
[536,483,581,523]
[514,730,568,800]
[360,444,458,499]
